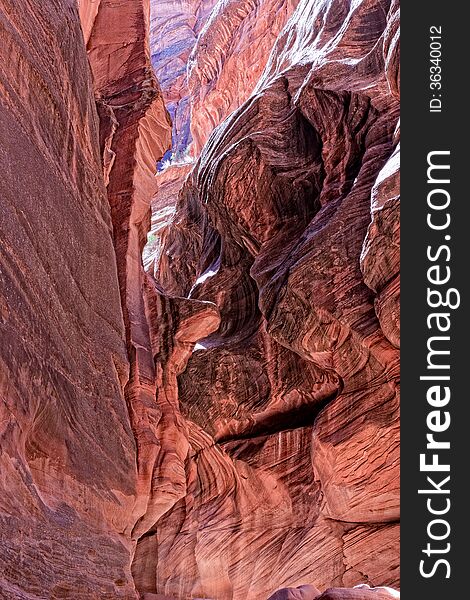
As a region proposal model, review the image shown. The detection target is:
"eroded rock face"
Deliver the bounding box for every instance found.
[142,163,193,273]
[266,585,399,600]
[135,0,400,598]
[150,0,218,158]
[188,0,301,154]
[0,0,137,596]
[80,0,178,540]
[145,0,302,286]
[149,0,300,159]
[1,0,399,597]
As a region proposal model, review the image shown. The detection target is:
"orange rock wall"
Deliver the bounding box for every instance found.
[0,0,400,598]
[142,0,401,597]
[0,0,137,596]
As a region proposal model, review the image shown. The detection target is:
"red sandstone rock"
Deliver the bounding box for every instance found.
[145,0,301,276]
[188,0,300,154]
[138,0,400,597]
[1,0,400,597]
[150,0,218,156]
[143,163,193,275]
[0,0,137,596]
[81,0,175,541]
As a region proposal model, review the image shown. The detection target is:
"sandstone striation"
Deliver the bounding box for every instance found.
[136,0,400,597]
[145,0,303,280]
[150,0,218,158]
[80,0,178,540]
[188,0,301,154]
[143,163,193,273]
[0,0,136,596]
[0,0,400,598]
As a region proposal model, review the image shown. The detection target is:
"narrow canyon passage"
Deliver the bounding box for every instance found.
[0,1,400,599]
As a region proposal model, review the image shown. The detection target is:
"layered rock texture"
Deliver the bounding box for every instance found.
[140,0,401,597]
[79,0,174,542]
[146,0,303,277]
[187,0,301,154]
[150,0,300,159]
[0,0,137,596]
[0,0,400,598]
[150,0,217,158]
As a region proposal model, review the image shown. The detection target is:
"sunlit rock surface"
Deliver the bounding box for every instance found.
[138,0,400,597]
[188,0,301,154]
[0,0,400,598]
[145,0,302,280]
[267,585,399,600]
[142,163,192,273]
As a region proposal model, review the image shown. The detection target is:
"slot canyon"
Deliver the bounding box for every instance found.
[0,0,400,598]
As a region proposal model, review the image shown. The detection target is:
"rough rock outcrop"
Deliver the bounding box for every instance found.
[0,0,136,596]
[135,0,400,597]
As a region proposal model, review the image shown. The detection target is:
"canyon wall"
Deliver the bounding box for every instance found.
[0,0,400,598]
[139,0,400,597]
[79,0,181,549]
[149,0,300,159]
[150,0,218,158]
[145,0,302,276]
[187,0,301,154]
[0,1,137,597]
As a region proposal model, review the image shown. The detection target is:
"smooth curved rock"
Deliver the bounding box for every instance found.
[361,137,400,349]
[144,0,302,273]
[316,586,399,600]
[136,0,400,598]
